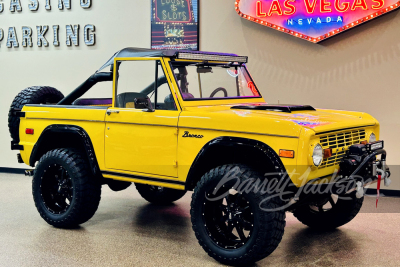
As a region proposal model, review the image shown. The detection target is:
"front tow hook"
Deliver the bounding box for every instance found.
[377,169,392,187]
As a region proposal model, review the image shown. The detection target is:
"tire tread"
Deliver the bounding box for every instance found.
[293,195,363,230]
[33,148,101,228]
[8,86,64,142]
[190,164,286,265]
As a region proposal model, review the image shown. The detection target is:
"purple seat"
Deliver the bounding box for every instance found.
[182,93,195,99]
[73,98,112,106]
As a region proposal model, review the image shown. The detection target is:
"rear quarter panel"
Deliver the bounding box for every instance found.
[19,105,106,168]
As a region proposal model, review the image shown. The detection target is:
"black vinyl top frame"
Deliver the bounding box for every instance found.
[97,48,247,72]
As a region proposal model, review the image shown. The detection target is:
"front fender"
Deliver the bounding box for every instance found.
[185,136,292,191]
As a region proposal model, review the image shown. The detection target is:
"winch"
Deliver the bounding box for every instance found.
[339,140,391,198]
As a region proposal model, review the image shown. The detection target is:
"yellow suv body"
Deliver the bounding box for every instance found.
[15,48,380,189]
[9,48,390,265]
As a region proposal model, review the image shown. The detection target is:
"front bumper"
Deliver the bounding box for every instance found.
[303,141,391,197]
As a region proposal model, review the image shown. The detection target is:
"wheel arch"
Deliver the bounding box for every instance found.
[29,125,99,176]
[185,136,290,191]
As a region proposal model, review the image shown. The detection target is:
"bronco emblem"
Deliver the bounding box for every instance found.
[182,131,204,139]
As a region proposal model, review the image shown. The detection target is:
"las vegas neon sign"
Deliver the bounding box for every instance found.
[235,0,400,43]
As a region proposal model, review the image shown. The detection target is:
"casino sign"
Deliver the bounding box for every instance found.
[235,0,400,43]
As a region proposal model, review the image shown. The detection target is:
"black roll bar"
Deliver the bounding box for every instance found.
[57,72,113,105]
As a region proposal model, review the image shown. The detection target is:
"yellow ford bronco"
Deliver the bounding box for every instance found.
[8,48,391,265]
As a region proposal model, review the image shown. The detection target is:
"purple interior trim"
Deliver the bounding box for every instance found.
[181,93,195,99]
[73,98,112,106]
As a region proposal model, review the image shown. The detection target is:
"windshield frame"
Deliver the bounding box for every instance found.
[169,60,263,102]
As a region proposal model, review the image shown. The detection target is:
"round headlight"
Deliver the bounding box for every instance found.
[313,144,323,166]
[369,133,376,143]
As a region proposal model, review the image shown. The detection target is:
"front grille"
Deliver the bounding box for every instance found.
[318,129,366,168]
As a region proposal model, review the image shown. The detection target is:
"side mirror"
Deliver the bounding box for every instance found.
[142,107,155,113]
[134,97,155,112]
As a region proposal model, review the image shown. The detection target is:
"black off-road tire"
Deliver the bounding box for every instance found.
[8,86,64,142]
[32,148,101,228]
[191,165,286,265]
[293,194,363,230]
[135,183,187,204]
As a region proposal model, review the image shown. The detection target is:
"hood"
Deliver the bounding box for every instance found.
[180,103,377,137]
[230,104,377,133]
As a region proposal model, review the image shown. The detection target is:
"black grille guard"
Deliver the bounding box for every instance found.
[301,149,390,196]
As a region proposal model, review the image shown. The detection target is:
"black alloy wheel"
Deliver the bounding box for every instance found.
[40,164,74,215]
[309,194,338,214]
[33,148,101,228]
[150,185,164,193]
[293,193,364,230]
[203,188,254,249]
[191,165,286,265]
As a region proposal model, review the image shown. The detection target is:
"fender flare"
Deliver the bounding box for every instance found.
[29,125,99,176]
[185,136,289,190]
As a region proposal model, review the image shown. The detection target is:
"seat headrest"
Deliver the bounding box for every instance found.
[182,92,195,99]
[116,92,148,108]
[164,94,176,110]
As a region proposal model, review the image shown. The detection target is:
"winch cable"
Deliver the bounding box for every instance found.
[376,175,382,208]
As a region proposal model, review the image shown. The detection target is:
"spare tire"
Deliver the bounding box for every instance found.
[8,86,64,142]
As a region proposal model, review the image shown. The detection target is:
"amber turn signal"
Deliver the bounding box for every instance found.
[323,148,332,158]
[360,140,368,145]
[25,128,34,135]
[279,150,294,158]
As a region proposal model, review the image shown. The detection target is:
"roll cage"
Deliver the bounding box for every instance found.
[57,48,254,107]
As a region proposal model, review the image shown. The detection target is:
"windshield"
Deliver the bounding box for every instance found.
[170,62,261,100]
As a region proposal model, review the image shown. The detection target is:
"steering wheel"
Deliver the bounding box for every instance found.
[210,87,228,98]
